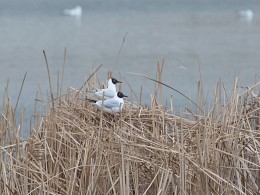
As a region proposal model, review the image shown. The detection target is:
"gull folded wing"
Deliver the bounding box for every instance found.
[100,98,121,109]
[95,89,115,98]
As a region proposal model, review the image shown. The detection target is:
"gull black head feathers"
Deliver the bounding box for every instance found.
[117,91,127,98]
[111,78,122,85]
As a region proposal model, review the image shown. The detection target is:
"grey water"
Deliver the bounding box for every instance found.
[0,0,259,136]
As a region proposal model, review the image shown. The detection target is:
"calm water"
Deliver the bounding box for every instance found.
[0,0,259,133]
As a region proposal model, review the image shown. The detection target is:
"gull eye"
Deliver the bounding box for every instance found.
[112,78,116,84]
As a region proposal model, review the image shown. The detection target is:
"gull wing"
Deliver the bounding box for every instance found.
[95,89,115,98]
[102,98,121,109]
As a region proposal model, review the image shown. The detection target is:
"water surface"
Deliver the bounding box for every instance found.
[0,0,259,134]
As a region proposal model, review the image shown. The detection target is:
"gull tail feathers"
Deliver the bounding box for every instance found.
[85,98,97,103]
[86,88,98,93]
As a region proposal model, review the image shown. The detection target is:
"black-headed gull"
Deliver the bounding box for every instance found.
[90,78,122,100]
[88,91,127,113]
[63,5,82,17]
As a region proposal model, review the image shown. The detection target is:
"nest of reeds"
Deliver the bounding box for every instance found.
[0,78,260,195]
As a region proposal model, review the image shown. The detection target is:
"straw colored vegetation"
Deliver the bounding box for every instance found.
[0,76,259,194]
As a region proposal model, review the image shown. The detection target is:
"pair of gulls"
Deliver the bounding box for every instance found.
[87,78,127,113]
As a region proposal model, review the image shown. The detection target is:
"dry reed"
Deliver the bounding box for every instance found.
[0,75,259,195]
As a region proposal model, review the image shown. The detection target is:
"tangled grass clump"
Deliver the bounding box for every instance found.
[0,78,259,195]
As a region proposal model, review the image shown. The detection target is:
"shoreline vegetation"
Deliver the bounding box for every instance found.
[0,61,260,194]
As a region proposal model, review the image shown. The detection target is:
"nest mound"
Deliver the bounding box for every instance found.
[1,83,260,194]
[26,84,260,194]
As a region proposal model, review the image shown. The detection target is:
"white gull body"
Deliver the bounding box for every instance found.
[92,78,122,100]
[91,92,127,113]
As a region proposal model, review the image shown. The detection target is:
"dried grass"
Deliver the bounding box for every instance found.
[0,73,259,194]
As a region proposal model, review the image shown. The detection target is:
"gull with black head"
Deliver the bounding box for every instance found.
[88,78,122,100]
[87,91,127,113]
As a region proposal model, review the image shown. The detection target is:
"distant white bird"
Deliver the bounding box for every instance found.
[63,5,82,17]
[239,9,253,22]
[89,78,122,100]
[87,91,128,113]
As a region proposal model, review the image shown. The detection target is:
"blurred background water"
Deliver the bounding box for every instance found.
[0,0,259,135]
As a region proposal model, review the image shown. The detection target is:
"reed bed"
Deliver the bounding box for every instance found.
[0,78,259,194]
